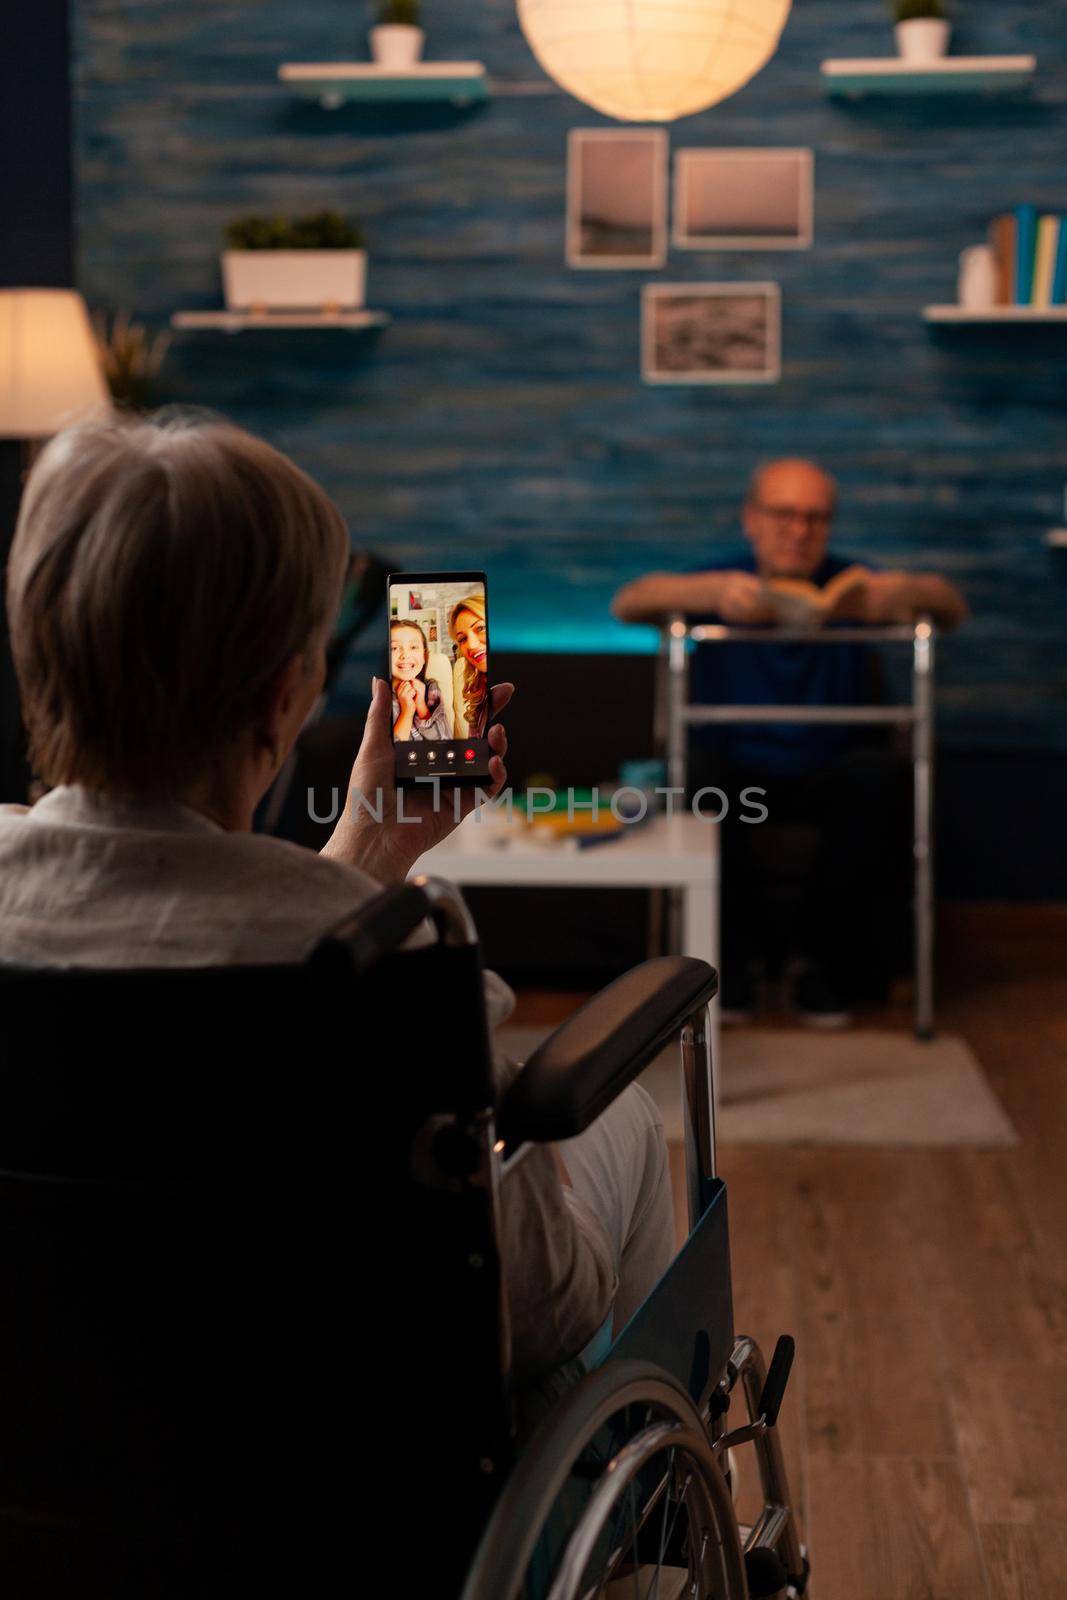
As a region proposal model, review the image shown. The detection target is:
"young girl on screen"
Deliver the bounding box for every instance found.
[390,618,452,740]
[449,595,489,740]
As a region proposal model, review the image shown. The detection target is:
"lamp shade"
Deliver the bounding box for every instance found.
[0,289,110,440]
[516,0,793,122]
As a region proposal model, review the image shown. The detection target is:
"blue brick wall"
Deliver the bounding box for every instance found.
[72,0,1067,750]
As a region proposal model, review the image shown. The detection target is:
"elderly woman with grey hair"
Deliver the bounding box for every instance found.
[0,415,674,1381]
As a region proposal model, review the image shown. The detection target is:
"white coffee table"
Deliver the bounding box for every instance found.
[414,810,721,1094]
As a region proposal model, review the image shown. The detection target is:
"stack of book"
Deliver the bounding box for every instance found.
[988,207,1067,306]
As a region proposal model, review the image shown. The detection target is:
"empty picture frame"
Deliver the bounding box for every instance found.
[566,128,668,269]
[673,148,814,250]
[642,283,781,385]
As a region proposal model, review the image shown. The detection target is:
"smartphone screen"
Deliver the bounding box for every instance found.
[388,571,493,787]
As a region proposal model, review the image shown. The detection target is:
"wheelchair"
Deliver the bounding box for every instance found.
[0,876,807,1599]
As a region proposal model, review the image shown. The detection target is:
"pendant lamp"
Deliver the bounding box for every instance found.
[516,0,793,122]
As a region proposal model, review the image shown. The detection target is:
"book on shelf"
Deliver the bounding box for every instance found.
[987,210,1065,306]
[1052,221,1067,306]
[1032,215,1059,308]
[1014,203,1038,306]
[988,213,1016,304]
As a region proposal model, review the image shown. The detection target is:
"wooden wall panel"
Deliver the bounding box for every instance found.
[72,0,1067,749]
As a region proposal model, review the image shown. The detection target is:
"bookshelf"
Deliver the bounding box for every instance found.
[171,310,390,332]
[922,305,1067,323]
[278,62,489,109]
[821,56,1036,96]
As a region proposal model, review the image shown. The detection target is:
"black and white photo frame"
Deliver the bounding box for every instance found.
[642,282,782,385]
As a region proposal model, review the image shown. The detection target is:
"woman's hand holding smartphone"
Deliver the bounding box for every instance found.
[318,568,513,884]
[321,676,513,885]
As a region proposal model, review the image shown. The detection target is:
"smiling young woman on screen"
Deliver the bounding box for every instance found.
[449,594,489,739]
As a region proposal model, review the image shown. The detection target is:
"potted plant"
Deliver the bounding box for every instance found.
[370,0,425,69]
[91,311,171,410]
[891,0,951,62]
[221,211,367,313]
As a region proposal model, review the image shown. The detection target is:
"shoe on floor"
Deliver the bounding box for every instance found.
[794,968,853,1030]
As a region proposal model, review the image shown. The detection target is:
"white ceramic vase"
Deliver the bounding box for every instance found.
[221,251,367,312]
[957,245,997,311]
[369,25,425,68]
[894,19,951,61]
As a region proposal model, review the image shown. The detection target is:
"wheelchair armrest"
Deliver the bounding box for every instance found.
[497,957,718,1145]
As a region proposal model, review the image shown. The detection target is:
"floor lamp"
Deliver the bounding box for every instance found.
[0,288,110,800]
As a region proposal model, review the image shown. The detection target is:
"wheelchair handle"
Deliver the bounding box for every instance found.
[311,877,479,978]
[311,882,435,977]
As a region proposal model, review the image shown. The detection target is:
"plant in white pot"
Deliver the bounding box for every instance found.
[891,0,951,62]
[221,212,367,313]
[370,0,425,69]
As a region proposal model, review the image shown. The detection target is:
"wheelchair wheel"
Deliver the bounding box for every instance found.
[462,1360,747,1600]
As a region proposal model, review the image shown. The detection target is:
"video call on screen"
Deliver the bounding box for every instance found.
[389,579,491,778]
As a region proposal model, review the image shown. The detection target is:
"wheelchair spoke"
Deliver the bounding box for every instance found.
[573,1402,645,1481]
[597,1487,637,1589]
[642,1446,676,1600]
[653,1475,693,1600]
[629,1476,641,1600]
[562,1440,702,1600]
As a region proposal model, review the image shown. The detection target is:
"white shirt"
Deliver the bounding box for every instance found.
[0,786,616,1378]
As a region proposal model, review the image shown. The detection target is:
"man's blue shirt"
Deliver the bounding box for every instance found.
[688,548,877,776]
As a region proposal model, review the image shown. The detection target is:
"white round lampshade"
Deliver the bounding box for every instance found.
[0,289,110,440]
[516,0,793,122]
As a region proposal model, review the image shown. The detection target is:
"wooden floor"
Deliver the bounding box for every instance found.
[513,906,1067,1600]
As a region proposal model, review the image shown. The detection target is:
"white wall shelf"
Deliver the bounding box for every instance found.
[923,305,1067,323]
[171,310,390,332]
[821,55,1035,96]
[278,62,489,108]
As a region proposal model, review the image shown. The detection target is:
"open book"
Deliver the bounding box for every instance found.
[759,565,870,627]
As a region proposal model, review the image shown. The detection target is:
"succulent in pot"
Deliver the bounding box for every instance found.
[221,211,367,313]
[891,0,951,62]
[370,0,425,69]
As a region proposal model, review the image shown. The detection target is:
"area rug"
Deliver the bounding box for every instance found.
[497,1026,1018,1149]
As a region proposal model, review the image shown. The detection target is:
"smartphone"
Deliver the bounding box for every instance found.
[387,571,493,788]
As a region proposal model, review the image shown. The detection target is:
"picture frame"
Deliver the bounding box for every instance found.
[673,148,814,251]
[566,127,669,270]
[641,282,781,386]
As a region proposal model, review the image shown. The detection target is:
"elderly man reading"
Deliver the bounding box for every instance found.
[613,458,967,1026]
